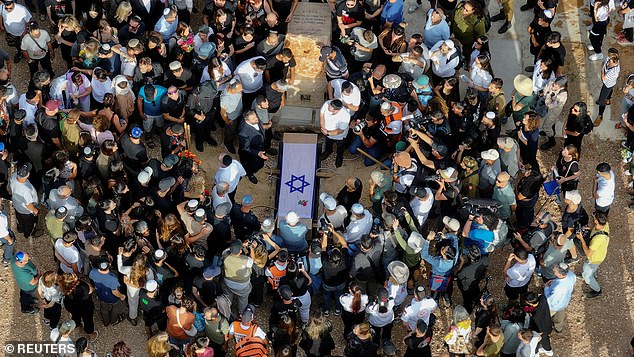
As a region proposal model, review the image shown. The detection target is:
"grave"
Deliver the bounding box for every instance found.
[276,2,332,131]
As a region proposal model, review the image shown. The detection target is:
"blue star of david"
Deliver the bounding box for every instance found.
[285,174,310,193]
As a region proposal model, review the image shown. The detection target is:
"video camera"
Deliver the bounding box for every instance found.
[402,112,433,132]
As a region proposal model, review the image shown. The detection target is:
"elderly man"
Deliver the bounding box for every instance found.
[344,203,372,247]
[492,172,516,221]
[478,149,501,198]
[48,185,83,224]
[279,211,309,254]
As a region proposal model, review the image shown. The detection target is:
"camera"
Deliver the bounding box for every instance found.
[424,174,442,182]
[353,119,367,133]
[402,113,433,131]
[469,206,481,217]
[371,217,382,235]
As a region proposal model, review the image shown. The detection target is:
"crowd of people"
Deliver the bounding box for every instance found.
[0,0,631,355]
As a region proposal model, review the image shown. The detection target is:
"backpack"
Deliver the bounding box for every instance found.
[187,80,218,115]
[448,45,464,71]
[580,114,594,135]
[235,334,268,357]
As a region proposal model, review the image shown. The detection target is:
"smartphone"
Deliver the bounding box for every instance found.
[298,261,304,271]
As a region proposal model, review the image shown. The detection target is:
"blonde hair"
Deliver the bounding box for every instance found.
[306,313,332,340]
[59,15,81,32]
[147,332,171,357]
[66,109,80,121]
[41,271,58,288]
[83,39,101,58]
[93,114,111,132]
[129,254,148,288]
[114,1,133,23]
[159,213,184,243]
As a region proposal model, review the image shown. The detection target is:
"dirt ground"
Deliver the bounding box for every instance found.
[1,3,634,357]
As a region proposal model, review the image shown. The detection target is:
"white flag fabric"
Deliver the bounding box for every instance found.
[278,134,318,220]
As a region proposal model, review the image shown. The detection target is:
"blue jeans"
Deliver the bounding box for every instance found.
[0,231,15,262]
[322,282,345,312]
[309,272,322,295]
[349,136,383,166]
[582,261,601,292]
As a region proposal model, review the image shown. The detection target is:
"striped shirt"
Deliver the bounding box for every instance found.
[602,59,620,88]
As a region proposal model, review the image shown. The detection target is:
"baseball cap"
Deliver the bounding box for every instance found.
[130,127,143,139]
[443,216,461,232]
[274,79,289,91]
[145,279,158,292]
[137,167,153,184]
[17,162,32,178]
[15,251,26,262]
[158,177,176,192]
[319,46,332,62]
[351,203,364,215]
[242,195,254,205]
[564,190,582,205]
[203,265,221,279]
[45,99,61,111]
[163,154,179,168]
[0,142,5,152]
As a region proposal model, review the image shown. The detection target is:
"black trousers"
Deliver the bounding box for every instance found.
[192,117,213,150]
[19,288,37,312]
[372,323,393,344]
[66,299,96,334]
[15,211,38,239]
[459,283,481,314]
[323,137,346,165]
[27,54,54,77]
[44,301,62,328]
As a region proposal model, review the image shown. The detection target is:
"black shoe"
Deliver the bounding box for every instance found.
[196,143,204,152]
[225,145,236,154]
[585,289,602,299]
[206,137,218,146]
[320,150,332,161]
[539,130,546,136]
[335,157,343,167]
[247,174,258,184]
[13,53,21,63]
[192,6,198,13]
[498,21,511,34]
[520,3,533,11]
[490,11,505,22]
[272,131,284,141]
[266,147,278,156]
[524,65,535,72]
[540,137,556,150]
[22,307,40,314]
[128,317,138,326]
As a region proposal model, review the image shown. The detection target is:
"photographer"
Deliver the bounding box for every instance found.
[462,211,497,255]
[448,101,478,153]
[382,191,418,234]
[349,114,387,167]
[561,190,588,240]
[350,235,383,299]
[420,217,459,302]
[382,214,420,275]
[318,193,348,231]
[434,167,462,217]
[539,233,578,282]
[407,127,451,172]
[392,151,419,196]
[577,211,609,299]
[321,225,349,315]
[513,211,555,256]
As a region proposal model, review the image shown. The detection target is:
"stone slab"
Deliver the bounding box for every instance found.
[276,106,319,131]
[285,2,331,109]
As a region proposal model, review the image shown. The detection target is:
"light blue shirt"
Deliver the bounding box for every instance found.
[424,9,451,49]
[421,233,459,276]
[154,16,178,41]
[544,270,576,312]
[278,221,308,253]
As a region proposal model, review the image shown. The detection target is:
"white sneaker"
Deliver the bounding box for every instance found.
[589,53,604,61]
[408,3,421,13]
[539,347,554,356]
[626,170,632,176]
[587,44,594,51]
[629,181,634,188]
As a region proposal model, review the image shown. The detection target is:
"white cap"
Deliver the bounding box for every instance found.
[137,167,153,184]
[407,231,424,253]
[319,193,337,210]
[351,203,364,215]
[145,279,158,292]
[564,190,582,205]
[286,211,299,225]
[485,111,496,119]
[443,216,461,232]
[481,149,500,161]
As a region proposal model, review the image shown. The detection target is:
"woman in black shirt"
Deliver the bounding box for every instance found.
[553,144,580,196]
[59,273,97,339]
[515,167,544,229]
[563,102,590,155]
[336,177,363,212]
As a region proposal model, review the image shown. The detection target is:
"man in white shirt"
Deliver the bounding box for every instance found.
[234,56,267,94]
[211,182,232,210]
[0,0,32,62]
[214,154,246,201]
[344,203,372,244]
[401,285,437,330]
[10,163,39,239]
[409,186,434,228]
[504,247,536,303]
[20,21,54,75]
[319,99,350,168]
[54,231,82,274]
[394,46,428,79]
[594,162,615,214]
[328,79,361,116]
